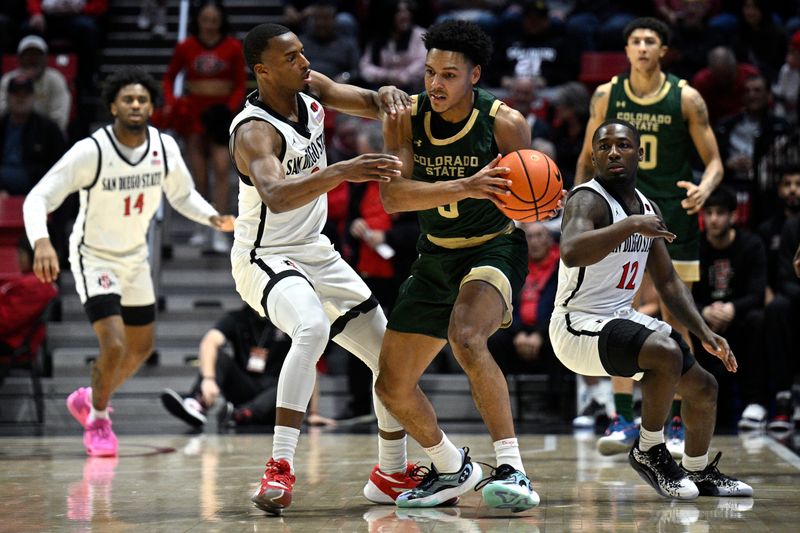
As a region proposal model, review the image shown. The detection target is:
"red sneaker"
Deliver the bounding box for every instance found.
[363,463,424,504]
[251,458,295,515]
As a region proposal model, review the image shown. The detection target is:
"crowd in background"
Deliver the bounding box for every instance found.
[1,0,799,430]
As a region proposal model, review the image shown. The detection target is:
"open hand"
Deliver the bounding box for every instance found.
[466,154,514,208]
[677,180,711,215]
[630,214,677,242]
[336,153,402,183]
[377,86,412,119]
[702,333,737,373]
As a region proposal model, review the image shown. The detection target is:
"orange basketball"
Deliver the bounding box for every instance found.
[496,149,563,221]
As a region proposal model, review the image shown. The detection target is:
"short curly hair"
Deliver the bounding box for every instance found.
[102,67,161,108]
[423,20,493,68]
[623,17,671,47]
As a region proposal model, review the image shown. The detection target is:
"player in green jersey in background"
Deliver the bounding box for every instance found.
[574,17,724,460]
[374,20,561,511]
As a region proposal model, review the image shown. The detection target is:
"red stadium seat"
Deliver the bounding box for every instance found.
[0,245,20,282]
[579,52,630,88]
[0,196,25,247]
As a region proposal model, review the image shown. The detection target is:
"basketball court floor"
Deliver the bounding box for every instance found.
[1,429,798,531]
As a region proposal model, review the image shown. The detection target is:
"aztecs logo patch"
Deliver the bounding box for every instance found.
[97,273,115,290]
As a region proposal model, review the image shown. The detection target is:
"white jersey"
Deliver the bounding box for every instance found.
[24,125,218,257]
[554,179,656,316]
[229,91,327,251]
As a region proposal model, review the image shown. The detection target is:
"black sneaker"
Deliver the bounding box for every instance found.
[395,447,483,508]
[160,389,207,427]
[767,391,794,433]
[681,452,753,497]
[572,399,608,429]
[628,438,699,499]
[217,401,235,427]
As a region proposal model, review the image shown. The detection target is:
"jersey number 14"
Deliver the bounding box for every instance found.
[123,193,145,216]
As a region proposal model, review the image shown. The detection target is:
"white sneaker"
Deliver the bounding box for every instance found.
[737,403,767,430]
[209,231,230,254]
[152,7,167,37]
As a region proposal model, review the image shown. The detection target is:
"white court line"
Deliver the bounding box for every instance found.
[764,438,800,471]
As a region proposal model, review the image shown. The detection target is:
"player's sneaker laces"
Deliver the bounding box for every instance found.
[680,451,753,496]
[395,447,482,508]
[83,418,118,457]
[475,463,540,512]
[597,415,640,456]
[251,458,295,515]
[665,416,685,459]
[628,438,699,499]
[364,463,425,504]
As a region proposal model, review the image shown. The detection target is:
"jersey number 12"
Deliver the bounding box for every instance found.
[616,261,639,290]
[124,193,144,216]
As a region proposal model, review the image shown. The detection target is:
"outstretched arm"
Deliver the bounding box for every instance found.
[575,83,612,185]
[309,71,410,120]
[559,189,675,267]
[677,85,724,215]
[234,121,401,214]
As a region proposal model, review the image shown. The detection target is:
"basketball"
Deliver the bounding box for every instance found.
[496,149,563,221]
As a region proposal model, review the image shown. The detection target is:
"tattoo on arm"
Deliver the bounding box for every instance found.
[589,90,605,120]
[691,92,709,127]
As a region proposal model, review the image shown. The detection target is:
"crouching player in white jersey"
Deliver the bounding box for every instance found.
[550,119,752,500]
[229,23,417,515]
[23,68,235,456]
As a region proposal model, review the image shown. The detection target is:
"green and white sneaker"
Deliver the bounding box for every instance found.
[476,464,540,512]
[395,447,482,508]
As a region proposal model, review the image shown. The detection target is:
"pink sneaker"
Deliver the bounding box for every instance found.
[83,418,119,457]
[67,387,92,428]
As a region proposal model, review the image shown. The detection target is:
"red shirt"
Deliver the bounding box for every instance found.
[27,0,108,16]
[356,183,393,279]
[691,63,761,125]
[518,244,559,327]
[163,35,246,112]
[0,273,57,350]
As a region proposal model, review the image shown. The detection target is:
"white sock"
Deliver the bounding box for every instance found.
[272,426,301,470]
[423,433,463,473]
[89,406,109,422]
[638,426,664,452]
[378,435,407,474]
[681,453,709,472]
[494,438,525,474]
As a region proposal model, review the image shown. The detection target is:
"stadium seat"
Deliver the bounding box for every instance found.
[0,196,25,247]
[579,52,630,88]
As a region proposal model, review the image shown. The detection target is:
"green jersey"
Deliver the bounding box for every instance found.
[410,88,511,248]
[605,72,693,201]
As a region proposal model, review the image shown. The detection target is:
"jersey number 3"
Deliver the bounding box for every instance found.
[124,193,145,216]
[616,261,639,290]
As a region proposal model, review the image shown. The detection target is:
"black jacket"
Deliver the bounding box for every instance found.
[0,112,66,195]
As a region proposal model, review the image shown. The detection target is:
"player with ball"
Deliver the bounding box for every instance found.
[374,20,563,511]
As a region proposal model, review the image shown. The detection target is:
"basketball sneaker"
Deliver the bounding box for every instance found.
[572,399,608,429]
[395,448,482,508]
[83,418,119,457]
[252,458,295,515]
[737,403,767,431]
[628,438,698,500]
[67,387,93,428]
[680,451,753,497]
[665,416,685,459]
[476,463,540,512]
[363,463,425,504]
[160,388,207,427]
[767,391,794,433]
[597,415,639,456]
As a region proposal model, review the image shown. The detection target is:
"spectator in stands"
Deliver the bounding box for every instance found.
[503,75,552,143]
[495,1,580,88]
[161,304,334,428]
[299,1,360,83]
[163,0,245,254]
[137,0,167,38]
[772,30,800,126]
[488,221,559,376]
[359,0,426,94]
[0,237,58,363]
[759,168,800,296]
[550,81,589,189]
[282,0,360,38]
[715,74,791,226]
[0,1,27,56]
[564,0,649,51]
[433,0,500,36]
[0,35,72,134]
[761,202,800,432]
[692,186,767,428]
[692,46,761,126]
[0,75,66,197]
[734,0,787,84]
[666,0,724,81]
[24,0,107,104]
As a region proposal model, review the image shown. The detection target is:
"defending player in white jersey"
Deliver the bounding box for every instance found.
[23,68,234,457]
[550,119,751,500]
[229,23,415,515]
